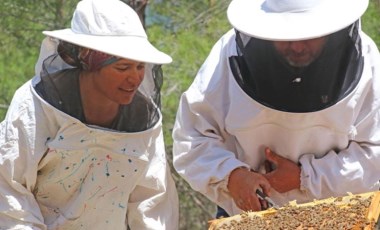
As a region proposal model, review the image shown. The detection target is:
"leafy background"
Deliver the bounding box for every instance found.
[0,0,379,229]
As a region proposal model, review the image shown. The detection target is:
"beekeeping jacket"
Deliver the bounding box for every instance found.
[0,37,178,230]
[173,24,380,215]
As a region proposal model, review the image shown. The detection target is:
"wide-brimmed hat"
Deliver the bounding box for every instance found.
[43,0,172,64]
[227,0,369,41]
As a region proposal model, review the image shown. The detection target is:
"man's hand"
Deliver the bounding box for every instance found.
[228,167,271,211]
[263,147,301,193]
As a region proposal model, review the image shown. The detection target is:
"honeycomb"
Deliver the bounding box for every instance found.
[209,191,380,230]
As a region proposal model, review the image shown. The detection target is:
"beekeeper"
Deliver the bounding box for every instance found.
[0,0,178,229]
[172,0,380,217]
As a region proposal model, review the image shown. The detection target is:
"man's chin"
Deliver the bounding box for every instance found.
[287,59,313,68]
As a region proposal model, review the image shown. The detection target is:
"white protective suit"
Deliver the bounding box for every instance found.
[0,38,179,230]
[173,29,380,215]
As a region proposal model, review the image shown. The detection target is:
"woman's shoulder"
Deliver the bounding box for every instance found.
[7,80,35,112]
[4,80,42,124]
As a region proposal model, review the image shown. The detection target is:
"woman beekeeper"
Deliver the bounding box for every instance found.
[0,0,178,229]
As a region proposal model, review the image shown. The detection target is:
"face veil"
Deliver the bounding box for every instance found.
[229,20,364,113]
[33,37,163,132]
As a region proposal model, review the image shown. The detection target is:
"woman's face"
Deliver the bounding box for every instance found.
[92,58,145,105]
[273,37,327,67]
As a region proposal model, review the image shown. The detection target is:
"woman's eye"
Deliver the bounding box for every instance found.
[114,63,144,72]
[115,66,130,71]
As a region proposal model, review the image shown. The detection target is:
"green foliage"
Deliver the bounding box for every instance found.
[0,0,77,52]
[147,1,231,229]
[0,49,38,118]
[362,0,380,46]
[148,0,231,137]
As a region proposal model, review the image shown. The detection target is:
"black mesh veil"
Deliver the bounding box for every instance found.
[229,21,364,113]
[33,37,163,132]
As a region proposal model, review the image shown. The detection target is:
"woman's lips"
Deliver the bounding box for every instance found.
[120,88,135,92]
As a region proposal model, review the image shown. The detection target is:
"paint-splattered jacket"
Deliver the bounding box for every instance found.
[0,77,178,229]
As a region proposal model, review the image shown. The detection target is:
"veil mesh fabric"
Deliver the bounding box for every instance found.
[229,21,364,113]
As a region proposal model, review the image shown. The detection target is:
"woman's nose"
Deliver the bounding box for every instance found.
[126,69,144,85]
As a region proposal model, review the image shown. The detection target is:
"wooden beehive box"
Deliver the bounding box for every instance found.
[209,191,380,230]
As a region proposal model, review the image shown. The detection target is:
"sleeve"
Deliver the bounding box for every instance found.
[172,31,249,215]
[127,131,179,230]
[0,83,48,230]
[299,35,380,199]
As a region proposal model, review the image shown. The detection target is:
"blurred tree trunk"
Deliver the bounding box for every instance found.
[122,0,148,28]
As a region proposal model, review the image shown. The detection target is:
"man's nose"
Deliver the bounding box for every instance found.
[289,41,307,53]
